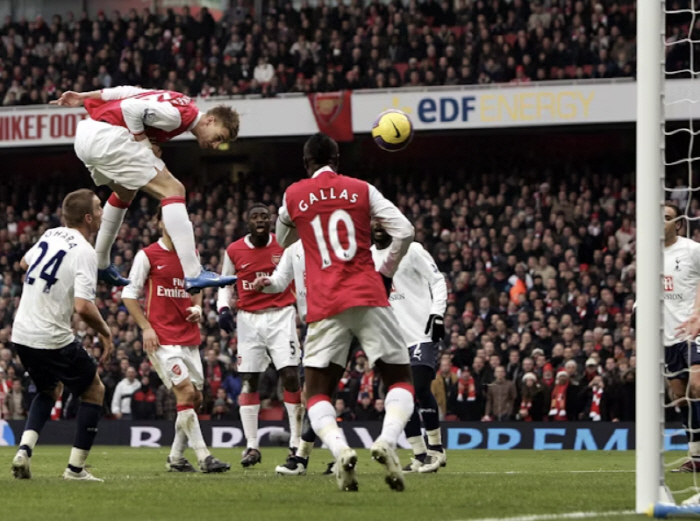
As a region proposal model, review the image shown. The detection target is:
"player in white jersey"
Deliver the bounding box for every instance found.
[371,222,447,473]
[50,86,238,294]
[662,202,700,472]
[11,189,113,482]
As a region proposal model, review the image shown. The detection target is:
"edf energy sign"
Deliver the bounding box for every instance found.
[416,91,595,125]
[352,82,635,131]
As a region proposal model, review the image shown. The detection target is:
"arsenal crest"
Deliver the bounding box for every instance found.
[312,92,344,125]
[272,253,282,265]
[171,364,182,376]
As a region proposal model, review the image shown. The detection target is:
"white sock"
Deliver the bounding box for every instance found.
[378,385,415,449]
[297,439,314,459]
[427,428,442,448]
[307,397,348,459]
[19,430,39,452]
[95,195,129,269]
[169,422,188,461]
[161,197,200,278]
[176,407,210,463]
[690,441,700,458]
[239,392,260,449]
[408,435,427,457]
[284,397,303,450]
[68,448,89,470]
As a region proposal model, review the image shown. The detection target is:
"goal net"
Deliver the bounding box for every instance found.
[639,0,700,516]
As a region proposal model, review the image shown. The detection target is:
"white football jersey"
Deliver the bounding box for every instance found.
[371,242,447,346]
[664,236,700,346]
[263,240,307,322]
[12,227,97,349]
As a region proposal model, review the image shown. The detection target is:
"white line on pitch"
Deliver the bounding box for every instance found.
[454,510,636,521]
[437,470,633,475]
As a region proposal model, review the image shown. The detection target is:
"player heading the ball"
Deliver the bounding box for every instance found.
[51,86,239,294]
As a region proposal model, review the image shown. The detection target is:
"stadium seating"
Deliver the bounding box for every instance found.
[0,0,642,104]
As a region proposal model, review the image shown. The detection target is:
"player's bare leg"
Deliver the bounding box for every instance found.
[62,374,106,482]
[94,183,137,286]
[371,360,415,491]
[12,383,63,479]
[141,168,236,294]
[168,381,230,473]
[239,372,263,467]
[305,364,358,491]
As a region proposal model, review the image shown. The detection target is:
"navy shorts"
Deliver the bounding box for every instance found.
[409,342,439,372]
[665,341,700,379]
[14,341,98,396]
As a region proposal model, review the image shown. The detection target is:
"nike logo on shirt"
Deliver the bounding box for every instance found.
[240,263,251,269]
[156,265,166,270]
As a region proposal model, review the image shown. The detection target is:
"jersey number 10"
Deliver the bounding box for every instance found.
[26,241,66,293]
[310,210,358,269]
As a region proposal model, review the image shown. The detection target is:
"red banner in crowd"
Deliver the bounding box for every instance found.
[308,91,353,142]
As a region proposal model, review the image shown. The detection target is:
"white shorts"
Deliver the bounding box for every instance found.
[237,306,300,373]
[75,118,164,191]
[303,306,410,369]
[148,345,204,390]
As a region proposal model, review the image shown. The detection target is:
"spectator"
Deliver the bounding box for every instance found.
[111,366,141,420]
[131,375,157,420]
[432,355,459,420]
[7,378,26,420]
[0,367,9,418]
[483,366,517,422]
[517,373,546,421]
[334,398,354,422]
[156,385,177,421]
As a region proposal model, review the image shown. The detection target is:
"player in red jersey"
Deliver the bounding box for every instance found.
[275,133,415,491]
[217,203,303,468]
[50,86,239,294]
[122,209,230,474]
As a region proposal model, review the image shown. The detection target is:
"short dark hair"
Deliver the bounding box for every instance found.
[304,133,339,167]
[247,202,270,218]
[62,189,96,227]
[665,201,682,219]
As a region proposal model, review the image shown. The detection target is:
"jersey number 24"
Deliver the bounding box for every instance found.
[26,241,66,293]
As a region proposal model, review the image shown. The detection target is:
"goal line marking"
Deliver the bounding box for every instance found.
[455,510,636,521]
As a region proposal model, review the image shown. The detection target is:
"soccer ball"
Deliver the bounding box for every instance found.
[371,109,414,152]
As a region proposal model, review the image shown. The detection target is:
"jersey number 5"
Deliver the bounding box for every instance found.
[26,241,66,293]
[310,210,357,269]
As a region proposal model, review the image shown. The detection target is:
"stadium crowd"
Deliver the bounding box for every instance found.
[0,161,645,424]
[0,0,642,104]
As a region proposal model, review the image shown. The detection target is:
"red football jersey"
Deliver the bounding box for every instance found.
[142,242,201,346]
[84,90,199,143]
[284,169,388,323]
[226,234,296,312]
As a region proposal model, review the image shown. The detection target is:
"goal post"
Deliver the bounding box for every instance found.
[635,0,665,514]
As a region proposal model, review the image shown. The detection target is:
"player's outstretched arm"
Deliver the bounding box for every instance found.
[217,254,237,333]
[368,184,415,277]
[275,196,299,248]
[50,90,102,107]
[256,244,295,293]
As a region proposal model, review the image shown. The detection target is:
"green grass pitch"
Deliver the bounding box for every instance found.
[0,447,691,521]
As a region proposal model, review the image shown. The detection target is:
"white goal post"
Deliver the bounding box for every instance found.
[635,0,665,514]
